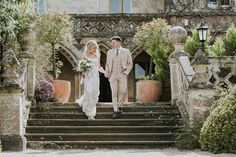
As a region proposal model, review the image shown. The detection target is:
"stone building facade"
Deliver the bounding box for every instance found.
[37,0,236,14]
[35,0,236,102]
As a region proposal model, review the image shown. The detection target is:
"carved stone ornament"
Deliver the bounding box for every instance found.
[190,49,212,89]
[1,50,20,86]
[168,26,189,59]
[191,49,210,65]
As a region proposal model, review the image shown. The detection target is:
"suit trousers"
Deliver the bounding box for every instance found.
[109,74,127,112]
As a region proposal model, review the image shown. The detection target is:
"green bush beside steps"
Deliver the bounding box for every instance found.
[200,86,236,154]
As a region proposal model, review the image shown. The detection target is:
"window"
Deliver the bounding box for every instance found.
[135,63,145,79]
[207,0,218,9]
[38,0,47,13]
[111,0,132,13]
[221,0,230,5]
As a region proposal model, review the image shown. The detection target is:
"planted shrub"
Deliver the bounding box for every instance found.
[200,86,236,154]
[35,75,55,102]
[176,118,204,150]
[208,38,225,57]
[224,24,236,56]
[184,29,210,56]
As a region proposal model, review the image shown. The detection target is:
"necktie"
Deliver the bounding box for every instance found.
[116,49,119,56]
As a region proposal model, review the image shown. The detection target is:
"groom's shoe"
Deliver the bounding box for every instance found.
[117,107,123,117]
[112,112,119,119]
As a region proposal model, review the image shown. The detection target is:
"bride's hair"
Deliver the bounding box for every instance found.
[84,40,100,59]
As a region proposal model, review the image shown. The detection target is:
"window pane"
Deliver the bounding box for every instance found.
[111,0,121,13]
[38,0,47,13]
[123,0,132,13]
[135,63,145,79]
[221,0,230,5]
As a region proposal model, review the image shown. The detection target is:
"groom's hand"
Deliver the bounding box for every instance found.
[123,71,128,76]
[104,72,109,78]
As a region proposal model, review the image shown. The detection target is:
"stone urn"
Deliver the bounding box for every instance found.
[53,80,71,103]
[17,28,36,52]
[136,80,162,103]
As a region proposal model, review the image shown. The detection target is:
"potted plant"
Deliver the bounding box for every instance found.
[15,0,37,54]
[35,11,73,103]
[136,74,162,102]
[133,18,173,102]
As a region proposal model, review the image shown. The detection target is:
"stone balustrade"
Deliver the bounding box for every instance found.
[0,50,35,151]
[72,12,236,41]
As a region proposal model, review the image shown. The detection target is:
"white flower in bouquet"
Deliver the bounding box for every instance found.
[78,59,93,73]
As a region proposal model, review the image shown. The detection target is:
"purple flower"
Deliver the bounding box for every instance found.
[35,75,55,102]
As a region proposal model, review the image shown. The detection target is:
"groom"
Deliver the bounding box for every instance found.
[105,36,133,119]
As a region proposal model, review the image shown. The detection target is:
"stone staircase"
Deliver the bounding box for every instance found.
[25,102,183,149]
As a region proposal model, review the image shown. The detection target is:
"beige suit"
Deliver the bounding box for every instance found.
[106,47,133,112]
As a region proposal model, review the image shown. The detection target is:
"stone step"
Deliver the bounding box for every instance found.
[25,133,179,141]
[27,140,176,149]
[27,119,183,126]
[26,102,182,149]
[30,106,178,113]
[37,102,172,107]
[29,112,181,119]
[26,126,181,134]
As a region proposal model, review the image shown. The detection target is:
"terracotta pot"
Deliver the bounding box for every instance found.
[136,80,162,103]
[53,80,71,103]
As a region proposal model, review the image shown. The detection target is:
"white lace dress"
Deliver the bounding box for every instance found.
[76,57,100,118]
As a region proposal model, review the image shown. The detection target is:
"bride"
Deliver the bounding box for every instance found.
[76,40,106,120]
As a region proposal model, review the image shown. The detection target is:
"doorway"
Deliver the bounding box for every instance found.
[98,51,112,102]
[133,50,155,100]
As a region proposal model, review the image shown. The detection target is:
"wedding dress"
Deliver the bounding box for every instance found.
[76,57,100,118]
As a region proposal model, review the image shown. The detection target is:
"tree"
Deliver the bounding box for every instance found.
[133,18,173,80]
[35,11,73,78]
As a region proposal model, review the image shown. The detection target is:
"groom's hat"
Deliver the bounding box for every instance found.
[111,36,122,42]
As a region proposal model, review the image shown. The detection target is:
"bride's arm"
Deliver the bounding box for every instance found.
[96,55,107,74]
[97,62,106,74]
[80,53,87,60]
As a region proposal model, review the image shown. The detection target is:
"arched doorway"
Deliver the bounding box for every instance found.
[57,53,75,102]
[133,50,155,101]
[98,50,112,102]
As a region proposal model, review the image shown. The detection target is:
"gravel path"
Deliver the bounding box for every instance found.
[1,149,236,157]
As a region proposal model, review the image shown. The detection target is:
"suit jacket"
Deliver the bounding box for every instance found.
[106,47,133,78]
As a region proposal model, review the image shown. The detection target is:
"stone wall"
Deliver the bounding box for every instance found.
[44,0,236,14]
[46,0,110,14]
[45,0,165,14]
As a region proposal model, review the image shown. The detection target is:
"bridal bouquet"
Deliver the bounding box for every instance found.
[78,59,93,73]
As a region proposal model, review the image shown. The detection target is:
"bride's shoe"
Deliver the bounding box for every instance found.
[88,117,95,120]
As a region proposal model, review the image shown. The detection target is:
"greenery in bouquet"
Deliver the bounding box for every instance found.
[78,59,93,73]
[35,75,55,102]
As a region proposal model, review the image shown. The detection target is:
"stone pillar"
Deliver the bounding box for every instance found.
[168,58,182,103]
[188,49,215,123]
[0,87,26,151]
[27,58,36,106]
[187,89,215,123]
[74,72,82,101]
[168,26,189,103]
[18,46,36,107]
